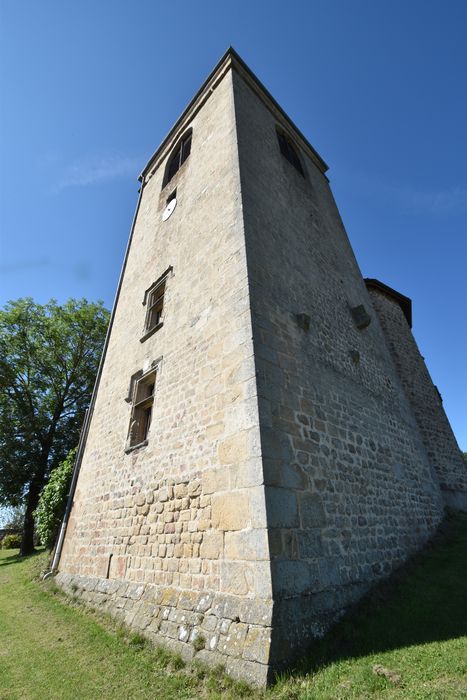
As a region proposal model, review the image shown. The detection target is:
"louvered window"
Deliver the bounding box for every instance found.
[162,130,192,188]
[277,129,304,176]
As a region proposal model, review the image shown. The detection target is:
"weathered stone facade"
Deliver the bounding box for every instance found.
[57,49,466,685]
[366,280,467,511]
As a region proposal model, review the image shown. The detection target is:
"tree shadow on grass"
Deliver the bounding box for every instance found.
[0,552,21,567]
[287,512,467,677]
[0,548,46,568]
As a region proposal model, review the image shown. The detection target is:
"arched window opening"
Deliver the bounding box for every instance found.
[162,130,192,188]
[277,129,304,177]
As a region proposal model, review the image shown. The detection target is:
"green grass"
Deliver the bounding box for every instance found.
[1,513,466,699]
[0,549,250,700]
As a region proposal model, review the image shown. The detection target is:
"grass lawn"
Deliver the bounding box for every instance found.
[0,513,466,699]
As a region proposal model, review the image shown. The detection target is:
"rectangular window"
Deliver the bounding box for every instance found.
[180,132,192,165]
[146,281,166,331]
[277,129,304,176]
[141,266,173,342]
[162,130,192,189]
[127,369,157,449]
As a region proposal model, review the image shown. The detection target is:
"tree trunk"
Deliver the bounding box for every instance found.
[20,410,64,556]
[19,479,42,556]
[20,450,51,556]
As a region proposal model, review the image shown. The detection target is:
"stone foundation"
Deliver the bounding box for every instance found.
[56,572,272,686]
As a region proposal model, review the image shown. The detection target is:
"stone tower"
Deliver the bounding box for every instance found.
[56,49,466,685]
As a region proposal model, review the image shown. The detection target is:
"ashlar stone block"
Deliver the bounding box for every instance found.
[218,431,250,465]
[199,530,223,559]
[298,492,326,528]
[224,528,269,560]
[211,491,250,531]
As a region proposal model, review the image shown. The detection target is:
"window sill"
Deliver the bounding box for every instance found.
[140,321,163,343]
[125,440,148,454]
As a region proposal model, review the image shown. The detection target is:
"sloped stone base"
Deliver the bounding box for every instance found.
[56,572,272,686]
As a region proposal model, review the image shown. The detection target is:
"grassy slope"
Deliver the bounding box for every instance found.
[0,513,466,700]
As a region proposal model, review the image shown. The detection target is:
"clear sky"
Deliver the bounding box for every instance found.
[0,0,466,449]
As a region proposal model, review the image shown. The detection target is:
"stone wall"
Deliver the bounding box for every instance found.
[57,51,457,684]
[367,286,467,510]
[58,63,273,686]
[232,65,444,667]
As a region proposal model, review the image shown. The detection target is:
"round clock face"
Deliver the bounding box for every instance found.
[162,198,177,221]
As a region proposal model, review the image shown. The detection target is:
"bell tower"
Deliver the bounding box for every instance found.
[56,49,463,685]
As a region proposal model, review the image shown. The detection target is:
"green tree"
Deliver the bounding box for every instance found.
[0,298,109,556]
[34,447,75,548]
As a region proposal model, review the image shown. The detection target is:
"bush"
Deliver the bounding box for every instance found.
[2,533,22,549]
[34,448,76,548]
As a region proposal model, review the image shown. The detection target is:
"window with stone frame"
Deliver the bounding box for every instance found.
[141,267,173,341]
[162,129,192,189]
[127,369,157,449]
[277,128,305,177]
[145,279,166,332]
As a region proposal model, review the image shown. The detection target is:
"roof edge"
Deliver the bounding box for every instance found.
[364,278,413,328]
[229,48,328,174]
[139,47,328,181]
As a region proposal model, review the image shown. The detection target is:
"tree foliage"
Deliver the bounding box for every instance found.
[1,533,22,549]
[0,298,109,554]
[34,447,75,549]
[0,505,24,529]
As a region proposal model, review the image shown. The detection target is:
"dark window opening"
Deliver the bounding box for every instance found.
[128,370,156,447]
[125,369,143,403]
[162,130,192,188]
[277,129,304,176]
[146,281,166,331]
[141,267,173,342]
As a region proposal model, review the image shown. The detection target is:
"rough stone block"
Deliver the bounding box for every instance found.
[296,529,323,558]
[211,491,250,531]
[271,561,312,597]
[202,468,229,495]
[265,487,299,528]
[243,625,271,664]
[220,561,253,595]
[219,621,248,657]
[178,590,199,611]
[199,530,223,559]
[218,432,249,464]
[224,528,269,560]
[298,492,326,528]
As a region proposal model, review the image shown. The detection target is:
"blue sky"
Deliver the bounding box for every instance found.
[0,0,466,450]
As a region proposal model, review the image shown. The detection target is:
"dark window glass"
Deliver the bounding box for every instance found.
[181,133,192,165]
[146,281,165,331]
[166,149,181,184]
[163,130,192,188]
[277,130,304,176]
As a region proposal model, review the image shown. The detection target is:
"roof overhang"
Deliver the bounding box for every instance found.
[364,278,412,327]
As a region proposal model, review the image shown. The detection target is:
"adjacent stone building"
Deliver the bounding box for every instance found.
[56,49,467,685]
